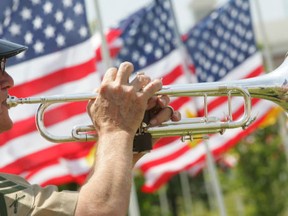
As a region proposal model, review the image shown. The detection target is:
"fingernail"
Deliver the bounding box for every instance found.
[160,98,167,106]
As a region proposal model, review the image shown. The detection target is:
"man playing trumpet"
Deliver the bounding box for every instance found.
[0,39,180,215]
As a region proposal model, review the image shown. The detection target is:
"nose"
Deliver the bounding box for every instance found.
[1,71,14,89]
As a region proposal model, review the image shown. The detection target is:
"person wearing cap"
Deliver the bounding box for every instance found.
[0,39,181,215]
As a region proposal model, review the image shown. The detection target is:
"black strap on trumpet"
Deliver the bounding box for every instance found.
[133,112,152,153]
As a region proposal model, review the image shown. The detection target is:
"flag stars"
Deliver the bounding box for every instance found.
[63,19,74,32]
[20,7,32,20]
[63,0,73,8]
[2,1,91,64]
[56,34,66,47]
[4,16,11,28]
[164,44,170,53]
[24,32,33,44]
[12,0,20,11]
[44,25,56,38]
[138,56,147,67]
[132,51,140,61]
[74,3,84,15]
[144,43,153,54]
[4,8,12,18]
[158,37,165,46]
[55,11,64,23]
[120,47,129,56]
[33,40,45,53]
[116,0,176,71]
[9,22,21,36]
[33,16,43,30]
[154,49,163,59]
[219,68,227,77]
[79,26,88,38]
[31,0,41,5]
[43,1,53,14]
[150,30,158,40]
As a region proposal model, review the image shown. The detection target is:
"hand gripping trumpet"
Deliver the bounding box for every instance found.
[7,57,288,145]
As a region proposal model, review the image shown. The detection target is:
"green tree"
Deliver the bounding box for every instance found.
[235,123,288,216]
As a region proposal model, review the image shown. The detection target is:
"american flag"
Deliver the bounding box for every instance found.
[96,0,193,109]
[136,0,276,193]
[94,0,197,191]
[0,0,100,185]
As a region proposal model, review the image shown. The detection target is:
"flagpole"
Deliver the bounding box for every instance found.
[253,0,274,71]
[129,178,141,216]
[179,172,193,214]
[93,0,112,70]
[166,1,195,214]
[158,187,170,216]
[167,0,195,83]
[204,140,227,216]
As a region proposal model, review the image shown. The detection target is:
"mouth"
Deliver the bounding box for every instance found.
[1,95,9,109]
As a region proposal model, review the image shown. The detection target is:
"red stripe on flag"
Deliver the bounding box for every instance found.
[0,101,87,145]
[153,137,180,149]
[0,142,94,174]
[39,173,88,187]
[24,146,92,179]
[140,144,191,173]
[162,65,184,85]
[9,58,96,97]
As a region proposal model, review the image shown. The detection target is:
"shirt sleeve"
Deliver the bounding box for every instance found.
[30,185,78,216]
[0,174,78,216]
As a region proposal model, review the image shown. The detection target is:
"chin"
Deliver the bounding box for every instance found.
[0,118,13,133]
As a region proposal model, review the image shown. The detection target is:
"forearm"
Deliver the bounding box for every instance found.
[75,131,134,216]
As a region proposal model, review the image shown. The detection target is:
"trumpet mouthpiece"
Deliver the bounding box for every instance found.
[6,95,20,108]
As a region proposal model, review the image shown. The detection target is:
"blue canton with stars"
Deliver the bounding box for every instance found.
[114,0,178,72]
[0,0,90,66]
[184,0,257,83]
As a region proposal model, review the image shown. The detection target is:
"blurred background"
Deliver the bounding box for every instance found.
[1,0,288,215]
[84,0,288,215]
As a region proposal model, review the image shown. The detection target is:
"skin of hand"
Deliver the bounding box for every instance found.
[75,62,163,216]
[132,94,181,163]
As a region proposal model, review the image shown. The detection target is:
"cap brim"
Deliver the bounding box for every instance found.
[0,39,27,59]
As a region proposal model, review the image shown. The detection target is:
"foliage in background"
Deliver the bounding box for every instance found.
[234,121,288,216]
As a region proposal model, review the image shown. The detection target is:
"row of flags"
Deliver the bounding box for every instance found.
[0,0,276,193]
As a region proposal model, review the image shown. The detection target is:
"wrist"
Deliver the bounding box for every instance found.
[97,130,134,150]
[98,129,134,139]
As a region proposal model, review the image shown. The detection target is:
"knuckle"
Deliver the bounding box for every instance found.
[120,61,134,71]
[106,67,117,75]
[99,83,109,94]
[113,84,124,93]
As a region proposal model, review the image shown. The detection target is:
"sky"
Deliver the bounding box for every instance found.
[85,0,288,34]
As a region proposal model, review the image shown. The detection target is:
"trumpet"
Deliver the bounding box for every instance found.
[7,57,288,143]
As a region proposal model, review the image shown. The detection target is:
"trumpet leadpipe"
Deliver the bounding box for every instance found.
[7,93,97,108]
